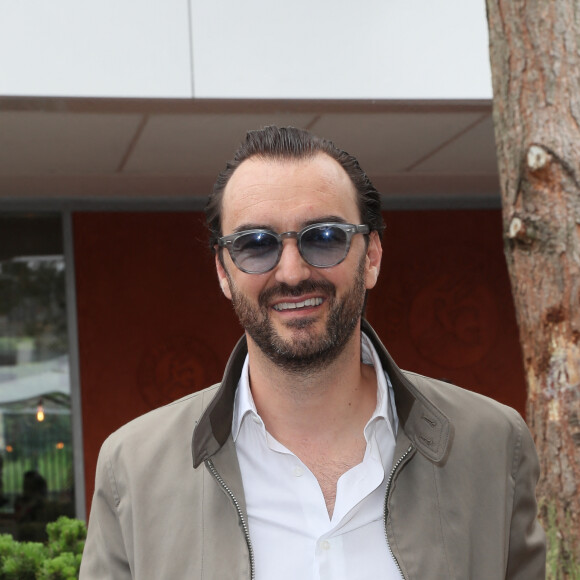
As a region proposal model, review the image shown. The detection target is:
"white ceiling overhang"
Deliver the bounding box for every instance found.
[0,97,500,211]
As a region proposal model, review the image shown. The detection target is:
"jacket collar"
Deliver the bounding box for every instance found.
[192,319,452,468]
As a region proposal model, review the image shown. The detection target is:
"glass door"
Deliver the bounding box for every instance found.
[0,214,75,541]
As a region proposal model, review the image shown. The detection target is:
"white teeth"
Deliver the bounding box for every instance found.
[273,297,323,311]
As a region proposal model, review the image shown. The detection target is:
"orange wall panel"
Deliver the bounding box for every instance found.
[366,209,525,413]
[74,212,241,512]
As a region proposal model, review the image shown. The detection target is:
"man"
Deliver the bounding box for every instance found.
[80,126,546,579]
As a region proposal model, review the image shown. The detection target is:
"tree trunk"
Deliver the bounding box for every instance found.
[485,0,580,573]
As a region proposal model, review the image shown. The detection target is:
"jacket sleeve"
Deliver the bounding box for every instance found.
[505,415,546,579]
[80,439,133,579]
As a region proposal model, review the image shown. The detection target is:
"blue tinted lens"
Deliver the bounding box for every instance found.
[300,225,347,266]
[232,232,279,272]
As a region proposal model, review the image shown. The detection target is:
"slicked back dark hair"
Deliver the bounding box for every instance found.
[205,125,385,251]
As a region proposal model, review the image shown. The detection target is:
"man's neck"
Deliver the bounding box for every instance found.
[245,329,378,450]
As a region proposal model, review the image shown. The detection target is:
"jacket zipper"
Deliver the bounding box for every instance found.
[207,444,412,580]
[383,444,414,580]
[205,458,255,580]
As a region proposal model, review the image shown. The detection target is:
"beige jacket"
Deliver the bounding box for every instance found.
[80,321,546,579]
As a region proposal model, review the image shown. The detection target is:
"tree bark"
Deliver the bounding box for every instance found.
[486,0,580,570]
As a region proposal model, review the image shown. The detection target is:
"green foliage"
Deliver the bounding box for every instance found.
[544,501,580,580]
[46,518,85,558]
[37,553,82,580]
[1,541,47,580]
[0,518,86,580]
[0,536,17,561]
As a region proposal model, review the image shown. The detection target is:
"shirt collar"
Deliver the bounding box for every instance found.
[232,354,258,441]
[232,331,398,442]
[361,332,398,439]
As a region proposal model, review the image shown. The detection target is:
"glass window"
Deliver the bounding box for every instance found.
[0,214,75,541]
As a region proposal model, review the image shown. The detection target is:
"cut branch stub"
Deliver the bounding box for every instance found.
[527,145,550,172]
[507,215,537,244]
[508,216,527,240]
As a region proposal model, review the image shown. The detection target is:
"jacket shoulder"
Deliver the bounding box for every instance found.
[102,383,221,455]
[401,370,526,432]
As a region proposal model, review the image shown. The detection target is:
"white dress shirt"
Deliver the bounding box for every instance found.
[233,333,403,579]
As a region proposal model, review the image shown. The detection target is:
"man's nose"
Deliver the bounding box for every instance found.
[274,239,312,286]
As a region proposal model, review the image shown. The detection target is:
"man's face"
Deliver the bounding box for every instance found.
[216,153,382,373]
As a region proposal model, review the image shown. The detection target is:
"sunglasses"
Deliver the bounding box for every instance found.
[217,222,370,274]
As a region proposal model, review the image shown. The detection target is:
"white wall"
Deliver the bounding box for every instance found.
[0,0,192,97]
[0,0,491,99]
[192,0,492,99]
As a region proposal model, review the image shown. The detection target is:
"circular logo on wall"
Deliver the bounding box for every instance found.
[137,336,220,408]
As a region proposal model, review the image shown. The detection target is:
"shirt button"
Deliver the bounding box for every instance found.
[252,416,261,425]
[320,540,331,550]
[293,466,303,477]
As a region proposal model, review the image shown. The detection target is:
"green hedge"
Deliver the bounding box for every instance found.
[0,517,85,580]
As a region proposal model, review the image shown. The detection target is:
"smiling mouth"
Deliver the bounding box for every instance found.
[272,297,324,311]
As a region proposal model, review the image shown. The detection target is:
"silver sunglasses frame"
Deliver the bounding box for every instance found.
[217,222,370,274]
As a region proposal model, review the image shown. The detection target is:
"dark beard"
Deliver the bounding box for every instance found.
[227,259,367,375]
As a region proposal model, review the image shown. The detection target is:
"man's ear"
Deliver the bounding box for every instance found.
[364,231,382,290]
[215,254,232,300]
